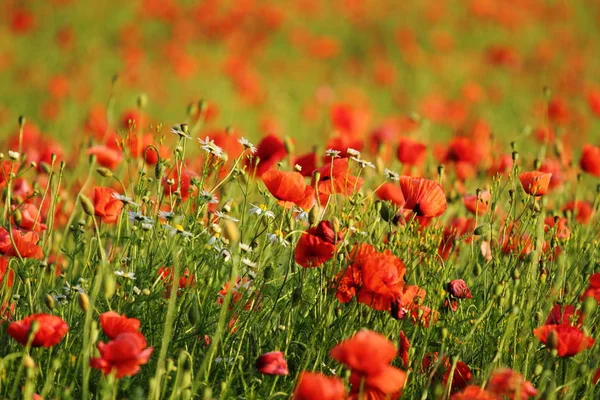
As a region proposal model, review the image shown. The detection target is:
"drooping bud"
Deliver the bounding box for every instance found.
[79,195,95,216]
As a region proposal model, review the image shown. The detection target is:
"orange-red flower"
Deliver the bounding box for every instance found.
[451,386,498,400]
[579,144,600,177]
[518,171,551,196]
[90,331,153,378]
[581,273,600,302]
[448,279,472,299]
[357,249,407,311]
[0,228,44,259]
[487,368,538,399]
[0,257,14,288]
[256,351,289,375]
[8,313,69,347]
[397,137,427,166]
[563,201,593,224]
[99,311,141,340]
[533,324,595,357]
[14,203,46,232]
[92,187,124,224]
[292,372,346,400]
[248,134,287,176]
[376,183,406,208]
[398,331,410,368]
[262,169,314,210]
[399,176,447,217]
[87,145,123,170]
[295,221,340,268]
[315,158,364,197]
[463,190,491,215]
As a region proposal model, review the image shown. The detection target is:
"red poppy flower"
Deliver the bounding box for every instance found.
[447,279,472,299]
[8,313,68,347]
[90,331,153,378]
[262,169,314,210]
[87,145,123,170]
[99,311,141,340]
[544,217,571,240]
[376,183,406,208]
[518,171,551,196]
[217,277,255,311]
[294,221,339,268]
[463,190,491,215]
[348,367,406,399]
[442,361,472,392]
[93,187,124,224]
[487,368,538,399]
[330,330,397,376]
[547,97,570,125]
[0,161,19,187]
[581,273,600,302]
[84,105,108,140]
[157,266,195,296]
[538,159,563,189]
[450,386,498,400]
[256,351,289,375]
[248,134,287,176]
[398,331,410,368]
[563,201,593,224]
[587,89,600,117]
[162,167,195,201]
[438,217,475,260]
[330,103,369,136]
[399,176,447,217]
[292,372,346,400]
[0,228,44,259]
[392,285,427,320]
[294,151,318,178]
[0,257,14,288]
[533,325,595,357]
[315,158,364,197]
[358,251,407,311]
[397,137,427,166]
[411,305,439,328]
[580,144,600,177]
[14,203,46,232]
[120,109,145,130]
[325,135,364,159]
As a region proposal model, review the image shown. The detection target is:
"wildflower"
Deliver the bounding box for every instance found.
[99,311,141,339]
[171,124,191,140]
[399,176,447,218]
[562,200,593,224]
[158,210,175,220]
[198,190,219,204]
[295,221,340,268]
[268,231,289,247]
[8,314,69,347]
[247,134,287,176]
[353,158,375,169]
[249,204,275,219]
[397,137,427,166]
[87,145,123,170]
[325,149,341,158]
[128,211,154,225]
[384,168,400,181]
[239,243,253,253]
[0,228,44,259]
[292,372,346,400]
[262,169,315,210]
[487,368,538,399]
[8,150,20,160]
[447,279,473,299]
[164,224,193,239]
[93,187,124,224]
[450,386,498,400]
[114,270,136,280]
[112,192,139,207]
[14,203,46,231]
[241,258,258,269]
[463,190,491,215]
[581,273,600,302]
[315,158,364,197]
[442,361,472,392]
[238,137,257,153]
[213,211,240,222]
[518,171,552,196]
[198,136,225,159]
[90,331,153,378]
[398,331,410,368]
[376,183,406,207]
[533,324,595,356]
[256,351,289,375]
[0,257,14,288]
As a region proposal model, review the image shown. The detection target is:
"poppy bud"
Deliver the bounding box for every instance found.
[308,206,319,226]
[312,171,321,185]
[494,284,503,297]
[203,388,213,400]
[24,355,35,369]
[41,162,53,174]
[474,264,482,276]
[546,330,559,350]
[582,296,596,316]
[284,136,294,155]
[447,279,472,299]
[533,364,543,376]
[137,93,148,109]
[79,194,95,217]
[222,220,239,243]
[103,272,116,299]
[375,156,385,175]
[78,292,90,312]
[45,294,55,310]
[155,162,165,180]
[97,167,113,178]
[256,351,289,375]
[473,224,489,236]
[13,209,22,227]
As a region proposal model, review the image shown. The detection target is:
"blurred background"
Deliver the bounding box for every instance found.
[0,0,599,154]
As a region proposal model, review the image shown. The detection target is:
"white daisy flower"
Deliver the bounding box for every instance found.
[112,192,140,207]
[325,149,341,158]
[239,243,253,253]
[384,168,400,181]
[198,136,226,159]
[114,270,136,280]
[199,190,219,204]
[213,211,240,222]
[164,224,193,239]
[268,231,289,247]
[238,137,257,153]
[249,204,275,219]
[241,258,258,269]
[346,148,361,157]
[171,124,192,140]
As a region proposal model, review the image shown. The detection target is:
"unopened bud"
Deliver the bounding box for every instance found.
[473,224,489,236]
[78,292,90,312]
[97,167,113,178]
[546,330,559,350]
[45,294,56,310]
[308,206,319,226]
[284,136,294,154]
[79,195,95,216]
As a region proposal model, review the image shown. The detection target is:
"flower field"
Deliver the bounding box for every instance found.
[1,1,600,399]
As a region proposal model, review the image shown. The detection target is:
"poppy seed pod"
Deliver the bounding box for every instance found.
[78,292,90,312]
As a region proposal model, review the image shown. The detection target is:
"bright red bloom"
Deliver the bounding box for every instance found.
[463,190,491,215]
[587,89,600,117]
[399,176,447,217]
[294,151,318,178]
[295,221,339,268]
[292,372,346,400]
[448,279,472,299]
[580,144,600,177]
[248,134,287,176]
[262,169,314,210]
[375,183,406,208]
[451,386,499,400]
[487,368,538,399]
[581,273,600,302]
[157,266,195,295]
[544,217,571,240]
[397,137,427,166]
[99,311,141,340]
[533,325,595,357]
[547,97,570,125]
[325,135,364,159]
[315,158,364,197]
[442,361,472,392]
[563,201,593,224]
[398,331,410,368]
[518,171,551,196]
[348,368,406,399]
[162,167,195,201]
[255,351,289,375]
[0,257,14,288]
[538,159,563,189]
[0,228,44,259]
[14,203,46,232]
[438,217,475,260]
[90,331,153,378]
[330,330,397,376]
[92,187,124,224]
[84,105,108,140]
[8,314,68,347]
[87,145,123,170]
